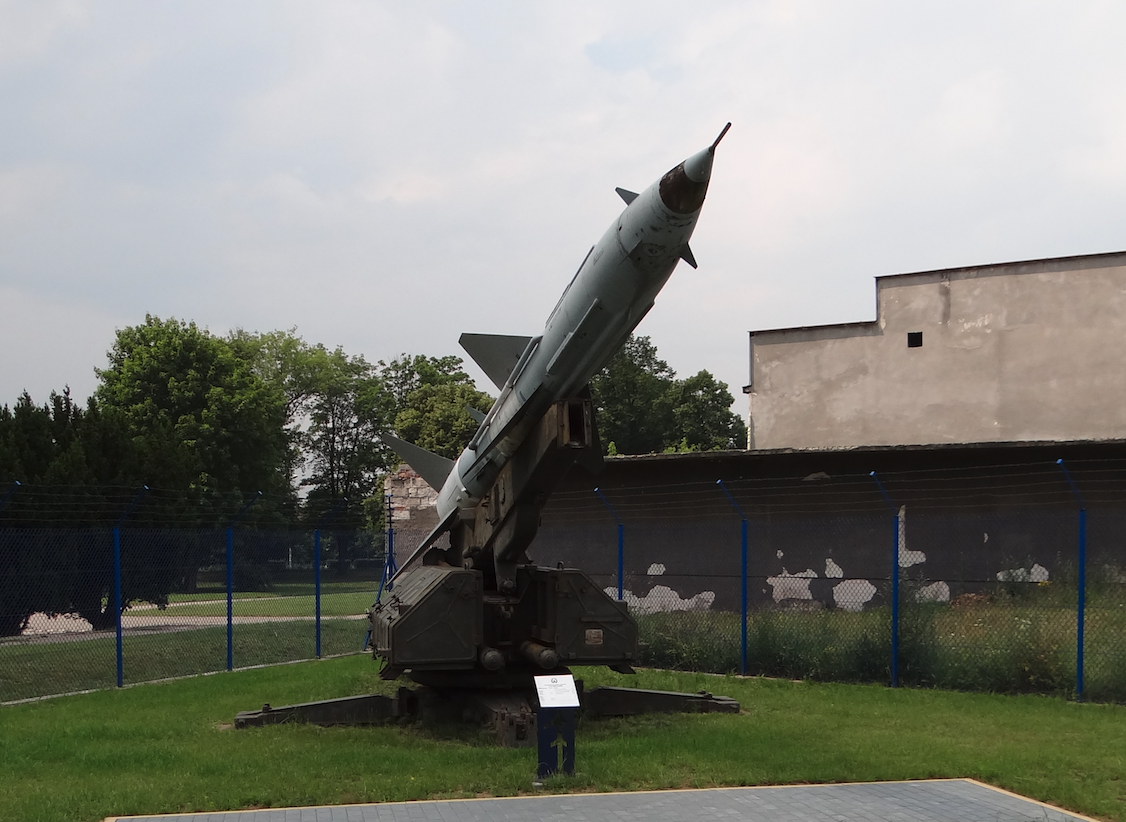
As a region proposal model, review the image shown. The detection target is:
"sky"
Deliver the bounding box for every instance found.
[3,1,1126,410]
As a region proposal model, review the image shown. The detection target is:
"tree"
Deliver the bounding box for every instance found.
[590,336,677,455]
[394,381,493,459]
[385,353,493,460]
[2,318,510,612]
[382,354,477,416]
[0,389,134,507]
[590,335,746,455]
[96,315,289,498]
[0,392,105,635]
[0,389,201,634]
[227,327,333,521]
[302,348,394,512]
[227,327,323,424]
[669,370,748,451]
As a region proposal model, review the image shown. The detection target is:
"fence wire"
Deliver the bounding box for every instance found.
[0,527,383,703]
[534,460,1126,702]
[4,459,1126,704]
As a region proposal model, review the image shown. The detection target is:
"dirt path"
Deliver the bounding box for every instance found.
[3,611,365,646]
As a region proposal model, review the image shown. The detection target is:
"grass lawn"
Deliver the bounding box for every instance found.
[1,657,1123,822]
[158,590,373,617]
[638,599,1126,701]
[166,577,382,603]
[0,620,368,702]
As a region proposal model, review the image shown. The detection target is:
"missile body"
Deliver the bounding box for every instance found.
[374,127,727,683]
[394,127,728,558]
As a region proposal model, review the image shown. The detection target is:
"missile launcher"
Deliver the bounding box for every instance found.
[372,125,731,688]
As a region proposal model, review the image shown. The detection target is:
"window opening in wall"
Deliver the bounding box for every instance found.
[907,332,923,348]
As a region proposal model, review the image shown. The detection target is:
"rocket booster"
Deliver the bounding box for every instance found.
[386,125,730,569]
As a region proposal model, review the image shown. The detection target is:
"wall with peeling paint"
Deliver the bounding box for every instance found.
[528,445,1126,614]
[747,250,1126,450]
[389,421,1126,616]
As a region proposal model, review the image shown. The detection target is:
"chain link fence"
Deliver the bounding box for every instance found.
[0,525,383,703]
[4,459,1126,704]
[532,458,1126,702]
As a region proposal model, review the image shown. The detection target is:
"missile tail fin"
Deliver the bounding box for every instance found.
[459,333,533,390]
[680,244,698,269]
[615,187,639,205]
[381,434,454,492]
[466,406,486,424]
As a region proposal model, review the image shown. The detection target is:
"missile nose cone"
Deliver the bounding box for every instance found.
[682,146,715,185]
[658,122,730,214]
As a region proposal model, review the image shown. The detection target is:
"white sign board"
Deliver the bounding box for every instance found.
[534,674,580,708]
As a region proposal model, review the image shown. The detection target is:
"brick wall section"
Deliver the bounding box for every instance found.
[385,464,442,560]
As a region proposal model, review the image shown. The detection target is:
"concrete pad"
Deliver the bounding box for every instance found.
[104,779,1097,822]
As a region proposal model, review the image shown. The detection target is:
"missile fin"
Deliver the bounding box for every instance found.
[680,244,698,269]
[615,187,639,205]
[459,333,533,391]
[381,434,454,492]
[466,406,486,424]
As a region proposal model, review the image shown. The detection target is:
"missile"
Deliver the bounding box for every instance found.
[384,124,730,581]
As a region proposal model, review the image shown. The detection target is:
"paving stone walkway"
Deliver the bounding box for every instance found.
[105,779,1095,822]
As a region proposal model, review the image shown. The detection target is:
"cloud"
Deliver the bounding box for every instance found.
[3,0,1126,414]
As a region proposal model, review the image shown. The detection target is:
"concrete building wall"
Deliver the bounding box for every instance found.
[747,251,1126,450]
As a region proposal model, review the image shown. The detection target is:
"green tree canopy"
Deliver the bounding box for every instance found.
[590,335,746,455]
[382,354,476,415]
[0,389,132,505]
[227,327,335,504]
[394,381,493,460]
[590,336,677,455]
[96,315,289,497]
[670,369,747,451]
[302,348,395,510]
[0,390,205,635]
[0,321,511,629]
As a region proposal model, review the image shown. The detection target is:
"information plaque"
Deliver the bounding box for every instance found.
[534,674,580,708]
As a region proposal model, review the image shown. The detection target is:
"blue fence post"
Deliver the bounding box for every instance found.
[716,480,748,676]
[870,472,900,688]
[314,498,348,659]
[594,488,624,601]
[1057,459,1087,700]
[375,493,398,606]
[226,492,262,672]
[114,486,148,688]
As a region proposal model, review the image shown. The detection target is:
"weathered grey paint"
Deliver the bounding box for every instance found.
[747,250,1126,449]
